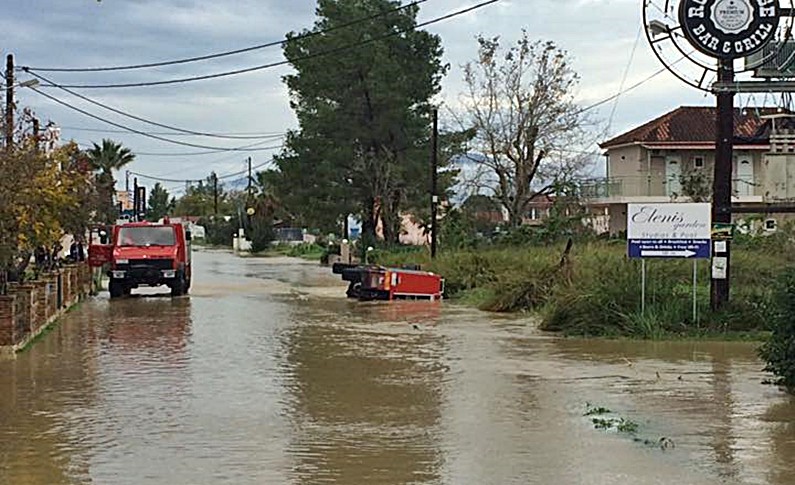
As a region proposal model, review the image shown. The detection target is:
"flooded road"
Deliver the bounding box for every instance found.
[1,249,793,484]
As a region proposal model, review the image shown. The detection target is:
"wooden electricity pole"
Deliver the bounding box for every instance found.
[247,157,253,201]
[430,108,439,259]
[212,172,219,215]
[5,54,14,149]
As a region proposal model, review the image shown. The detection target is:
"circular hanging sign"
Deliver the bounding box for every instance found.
[679,0,780,59]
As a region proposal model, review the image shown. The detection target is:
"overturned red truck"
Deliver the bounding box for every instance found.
[333,263,444,301]
[89,219,192,298]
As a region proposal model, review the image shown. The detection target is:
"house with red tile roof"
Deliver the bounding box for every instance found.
[585,106,795,234]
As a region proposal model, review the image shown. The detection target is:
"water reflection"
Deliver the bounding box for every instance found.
[283,299,446,484]
[541,338,795,484]
[2,250,795,485]
[96,296,192,356]
[766,400,795,484]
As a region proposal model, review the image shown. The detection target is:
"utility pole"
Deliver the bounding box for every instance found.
[430,108,439,259]
[133,177,139,222]
[32,117,39,150]
[125,170,130,194]
[5,54,14,149]
[247,156,253,201]
[711,59,734,311]
[212,172,218,215]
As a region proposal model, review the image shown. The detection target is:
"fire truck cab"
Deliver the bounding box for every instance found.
[90,219,192,298]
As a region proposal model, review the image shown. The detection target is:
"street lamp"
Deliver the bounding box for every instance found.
[4,79,40,90]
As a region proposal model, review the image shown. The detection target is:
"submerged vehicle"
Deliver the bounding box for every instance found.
[333,263,444,301]
[89,219,192,298]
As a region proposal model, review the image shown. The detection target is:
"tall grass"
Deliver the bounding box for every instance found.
[375,238,787,338]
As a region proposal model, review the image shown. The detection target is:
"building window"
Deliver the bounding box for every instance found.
[694,156,704,169]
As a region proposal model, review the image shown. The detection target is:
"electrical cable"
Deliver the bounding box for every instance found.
[24,0,501,89]
[577,65,671,115]
[128,159,272,184]
[129,142,284,158]
[217,160,273,180]
[21,0,430,73]
[28,70,286,140]
[59,125,284,137]
[606,23,643,135]
[29,86,286,151]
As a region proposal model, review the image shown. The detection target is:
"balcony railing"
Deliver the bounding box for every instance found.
[578,175,764,200]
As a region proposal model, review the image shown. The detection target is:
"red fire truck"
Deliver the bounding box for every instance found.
[89,219,192,298]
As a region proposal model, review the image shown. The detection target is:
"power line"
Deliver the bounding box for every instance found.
[29,86,286,151]
[77,138,283,157]
[607,23,643,135]
[59,125,285,137]
[217,160,273,179]
[577,66,669,115]
[24,0,501,89]
[129,142,284,158]
[21,0,431,73]
[28,70,286,140]
[576,55,689,115]
[129,159,273,184]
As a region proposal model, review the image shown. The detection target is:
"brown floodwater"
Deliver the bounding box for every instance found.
[0,249,793,484]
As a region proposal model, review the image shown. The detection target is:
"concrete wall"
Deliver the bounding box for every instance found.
[761,153,795,200]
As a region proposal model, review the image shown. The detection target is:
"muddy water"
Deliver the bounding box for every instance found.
[0,249,793,484]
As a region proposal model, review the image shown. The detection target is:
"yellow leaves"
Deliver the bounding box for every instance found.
[0,140,92,256]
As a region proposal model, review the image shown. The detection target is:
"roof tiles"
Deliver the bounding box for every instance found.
[600,106,784,148]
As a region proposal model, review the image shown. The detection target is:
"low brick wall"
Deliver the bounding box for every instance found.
[0,263,92,356]
[0,295,16,349]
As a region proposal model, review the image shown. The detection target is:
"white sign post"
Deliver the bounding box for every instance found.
[627,203,712,322]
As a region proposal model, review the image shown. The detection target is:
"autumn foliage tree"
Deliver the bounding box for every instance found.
[0,110,93,293]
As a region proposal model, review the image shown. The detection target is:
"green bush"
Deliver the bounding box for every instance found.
[285,243,326,260]
[199,217,240,247]
[760,266,795,393]
[249,221,275,253]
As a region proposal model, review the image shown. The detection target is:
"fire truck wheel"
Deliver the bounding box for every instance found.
[171,274,186,297]
[109,279,124,299]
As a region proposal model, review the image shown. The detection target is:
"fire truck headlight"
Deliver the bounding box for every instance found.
[116,259,129,265]
[112,271,126,279]
[162,270,177,279]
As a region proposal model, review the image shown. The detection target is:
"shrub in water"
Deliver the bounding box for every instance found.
[760,266,795,393]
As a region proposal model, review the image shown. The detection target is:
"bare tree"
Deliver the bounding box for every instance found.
[457,32,592,227]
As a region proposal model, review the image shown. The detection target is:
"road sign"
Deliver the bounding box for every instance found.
[627,203,712,259]
[712,222,734,240]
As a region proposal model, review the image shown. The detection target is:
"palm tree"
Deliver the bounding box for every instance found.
[86,139,135,174]
[85,139,135,223]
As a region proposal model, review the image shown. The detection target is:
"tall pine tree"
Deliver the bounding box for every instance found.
[274,0,447,244]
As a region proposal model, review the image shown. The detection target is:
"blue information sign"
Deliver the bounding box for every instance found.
[628,239,711,259]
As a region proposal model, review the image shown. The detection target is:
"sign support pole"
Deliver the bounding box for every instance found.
[641,259,646,315]
[711,59,734,311]
[693,259,698,326]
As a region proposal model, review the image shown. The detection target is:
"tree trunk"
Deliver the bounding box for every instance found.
[361,197,378,242]
[508,203,523,228]
[380,190,403,246]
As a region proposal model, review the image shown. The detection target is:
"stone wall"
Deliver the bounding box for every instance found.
[0,263,93,355]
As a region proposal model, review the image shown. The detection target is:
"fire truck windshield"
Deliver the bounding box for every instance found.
[118,226,176,247]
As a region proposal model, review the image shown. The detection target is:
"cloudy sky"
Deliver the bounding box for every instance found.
[4,0,723,195]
